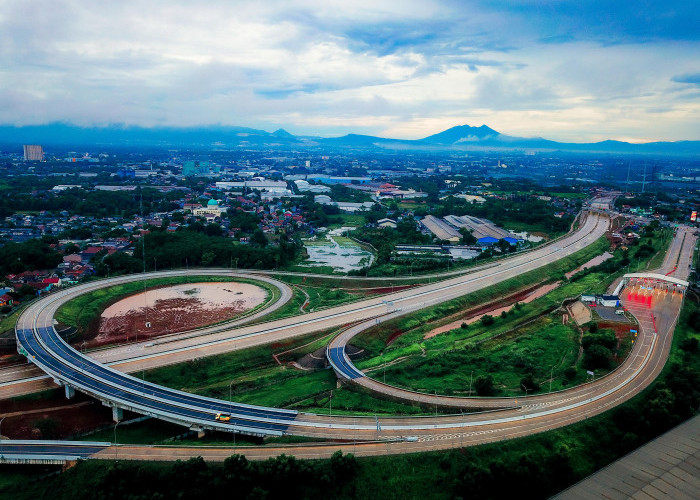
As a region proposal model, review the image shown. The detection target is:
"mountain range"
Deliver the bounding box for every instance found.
[0,123,698,155]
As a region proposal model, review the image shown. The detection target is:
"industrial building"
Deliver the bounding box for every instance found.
[443,214,515,240]
[419,215,462,242]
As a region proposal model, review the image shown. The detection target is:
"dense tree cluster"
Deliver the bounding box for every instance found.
[0,186,180,219]
[0,239,63,276]
[131,229,301,272]
[17,451,358,500]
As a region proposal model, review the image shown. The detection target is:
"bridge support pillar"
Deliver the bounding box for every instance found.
[336,379,343,389]
[112,406,123,423]
[64,385,75,399]
[197,429,206,439]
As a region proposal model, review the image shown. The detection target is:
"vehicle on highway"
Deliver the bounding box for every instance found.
[215,413,231,422]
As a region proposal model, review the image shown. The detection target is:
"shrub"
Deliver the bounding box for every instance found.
[680,337,699,353]
[520,373,540,392]
[480,315,495,326]
[474,375,496,396]
[583,344,612,370]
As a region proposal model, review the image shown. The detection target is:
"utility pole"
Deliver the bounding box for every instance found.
[140,195,147,344]
[549,365,554,393]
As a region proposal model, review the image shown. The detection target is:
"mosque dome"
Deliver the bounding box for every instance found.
[207,199,218,206]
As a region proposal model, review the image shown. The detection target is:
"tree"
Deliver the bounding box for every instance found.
[582,330,617,350]
[251,229,268,247]
[583,344,612,370]
[520,373,540,392]
[459,227,477,245]
[18,284,38,297]
[64,242,80,255]
[474,375,496,396]
[480,314,495,326]
[204,223,223,237]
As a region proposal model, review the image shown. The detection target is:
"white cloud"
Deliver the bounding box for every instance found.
[0,0,698,141]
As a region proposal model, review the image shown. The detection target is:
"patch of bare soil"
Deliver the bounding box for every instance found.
[92,297,250,347]
[569,301,592,325]
[297,347,329,370]
[86,282,266,348]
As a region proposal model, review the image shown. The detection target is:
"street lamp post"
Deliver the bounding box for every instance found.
[229,380,235,415]
[81,341,87,371]
[113,420,121,461]
[229,379,236,445]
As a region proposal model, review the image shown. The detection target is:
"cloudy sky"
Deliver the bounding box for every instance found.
[1,0,698,142]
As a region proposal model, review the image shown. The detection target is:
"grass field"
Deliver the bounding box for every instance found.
[326,213,366,228]
[0,302,30,334]
[142,328,443,416]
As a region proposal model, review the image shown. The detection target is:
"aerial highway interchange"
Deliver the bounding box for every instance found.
[2,211,696,461]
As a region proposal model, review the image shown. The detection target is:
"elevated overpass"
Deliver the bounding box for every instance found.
[0,441,109,464]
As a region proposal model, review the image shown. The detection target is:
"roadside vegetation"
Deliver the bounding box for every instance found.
[352,223,671,396]
[141,328,443,416]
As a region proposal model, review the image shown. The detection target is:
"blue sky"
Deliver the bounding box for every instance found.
[1,0,698,142]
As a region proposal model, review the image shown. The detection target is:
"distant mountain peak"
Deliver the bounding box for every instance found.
[272,128,294,137]
[422,124,500,144]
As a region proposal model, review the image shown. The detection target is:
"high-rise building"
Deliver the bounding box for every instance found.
[23,144,44,161]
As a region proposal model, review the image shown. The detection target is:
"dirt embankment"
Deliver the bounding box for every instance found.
[422,282,561,341]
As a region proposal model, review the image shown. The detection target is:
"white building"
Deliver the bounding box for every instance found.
[193,199,227,217]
